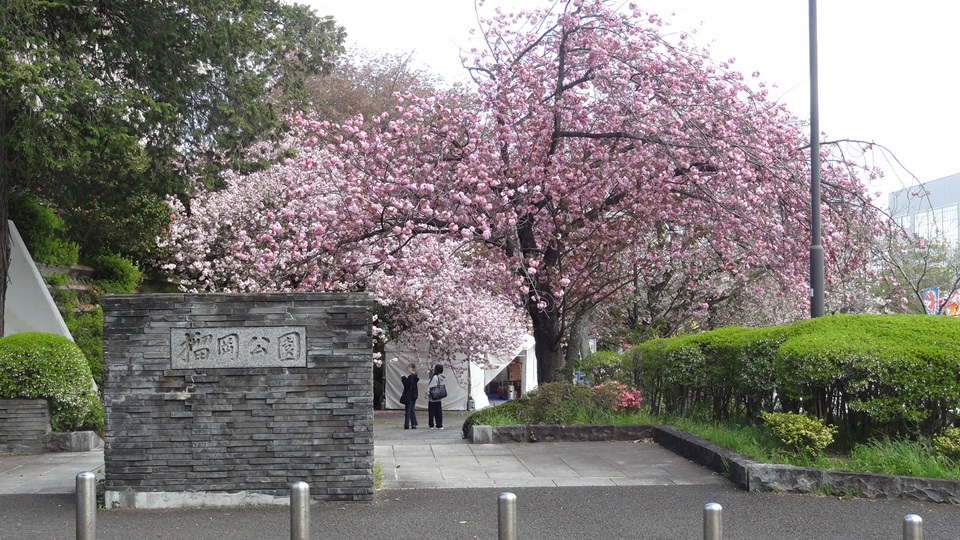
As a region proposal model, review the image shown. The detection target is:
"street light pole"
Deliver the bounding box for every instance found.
[808,0,825,318]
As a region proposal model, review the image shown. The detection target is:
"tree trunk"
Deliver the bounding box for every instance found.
[529,305,565,383]
[563,309,592,371]
[0,99,9,333]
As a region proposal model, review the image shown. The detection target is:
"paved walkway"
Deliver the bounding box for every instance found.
[374,411,724,489]
[0,411,725,495]
[0,451,104,494]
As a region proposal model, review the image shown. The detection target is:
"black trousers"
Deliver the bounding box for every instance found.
[404,399,418,428]
[428,401,443,428]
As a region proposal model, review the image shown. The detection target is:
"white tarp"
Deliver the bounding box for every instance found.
[384,334,537,411]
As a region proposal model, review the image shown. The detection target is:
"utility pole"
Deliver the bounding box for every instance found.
[809,0,825,317]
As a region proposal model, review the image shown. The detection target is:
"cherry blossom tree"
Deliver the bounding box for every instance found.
[313,0,880,380]
[164,0,883,382]
[159,129,526,367]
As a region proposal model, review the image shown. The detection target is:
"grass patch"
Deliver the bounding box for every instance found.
[466,400,960,480]
[373,461,384,491]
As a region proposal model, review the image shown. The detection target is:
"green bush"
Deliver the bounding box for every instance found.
[462,399,527,438]
[575,350,628,385]
[67,307,104,388]
[627,314,960,436]
[91,255,142,294]
[0,332,102,432]
[462,382,628,438]
[934,428,960,460]
[10,194,79,266]
[762,412,837,455]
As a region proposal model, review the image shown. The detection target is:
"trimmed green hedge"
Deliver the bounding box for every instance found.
[626,314,960,436]
[0,333,103,432]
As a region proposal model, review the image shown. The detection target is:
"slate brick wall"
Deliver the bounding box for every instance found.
[102,293,374,501]
[0,399,51,454]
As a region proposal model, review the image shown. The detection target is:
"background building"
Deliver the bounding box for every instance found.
[888,172,960,243]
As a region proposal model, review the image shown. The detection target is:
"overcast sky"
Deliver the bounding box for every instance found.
[304,0,959,197]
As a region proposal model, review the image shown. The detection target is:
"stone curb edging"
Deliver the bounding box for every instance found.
[470,423,960,504]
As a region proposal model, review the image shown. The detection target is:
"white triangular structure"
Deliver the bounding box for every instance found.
[3,220,72,339]
[384,334,537,411]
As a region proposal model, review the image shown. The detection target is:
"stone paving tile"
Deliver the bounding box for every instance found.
[493,478,557,488]
[431,445,475,457]
[552,478,617,487]
[392,445,436,457]
[0,451,104,495]
[611,477,678,486]
[376,439,727,490]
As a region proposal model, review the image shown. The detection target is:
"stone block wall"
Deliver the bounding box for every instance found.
[102,293,374,508]
[0,399,51,454]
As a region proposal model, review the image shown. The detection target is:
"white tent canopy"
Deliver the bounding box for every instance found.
[384,334,537,411]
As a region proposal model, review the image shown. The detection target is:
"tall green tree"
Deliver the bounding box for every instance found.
[0,0,344,323]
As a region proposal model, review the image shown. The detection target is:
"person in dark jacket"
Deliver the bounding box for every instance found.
[400,363,419,429]
[427,364,445,429]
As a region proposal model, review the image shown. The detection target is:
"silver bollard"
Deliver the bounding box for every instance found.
[703,503,722,540]
[498,491,518,540]
[76,471,97,540]
[903,514,922,540]
[290,481,310,540]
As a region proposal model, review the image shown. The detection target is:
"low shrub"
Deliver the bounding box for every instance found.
[10,194,80,266]
[462,382,644,438]
[0,332,103,432]
[762,412,837,455]
[67,307,105,388]
[462,399,527,438]
[933,428,960,460]
[91,255,142,294]
[595,380,643,411]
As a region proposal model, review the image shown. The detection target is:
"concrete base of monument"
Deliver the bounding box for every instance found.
[104,489,294,510]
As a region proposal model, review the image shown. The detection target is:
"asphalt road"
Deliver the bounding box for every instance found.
[4,484,960,540]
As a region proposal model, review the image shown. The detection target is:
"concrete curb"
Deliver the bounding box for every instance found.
[471,423,960,504]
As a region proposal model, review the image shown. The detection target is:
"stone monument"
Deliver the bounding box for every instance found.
[102,292,374,509]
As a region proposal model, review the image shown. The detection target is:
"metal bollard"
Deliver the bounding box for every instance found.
[76,471,97,540]
[903,514,922,540]
[498,492,518,540]
[290,481,310,540]
[703,503,722,540]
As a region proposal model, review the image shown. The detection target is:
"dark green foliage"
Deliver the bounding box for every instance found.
[66,307,104,388]
[627,314,960,436]
[1,0,346,285]
[0,332,102,432]
[9,194,79,266]
[90,256,141,294]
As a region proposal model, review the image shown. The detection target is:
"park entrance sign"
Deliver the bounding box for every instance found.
[102,293,374,509]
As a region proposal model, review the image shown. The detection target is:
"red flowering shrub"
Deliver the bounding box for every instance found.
[594,381,644,412]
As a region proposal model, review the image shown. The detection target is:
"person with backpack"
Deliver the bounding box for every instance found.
[427,364,446,429]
